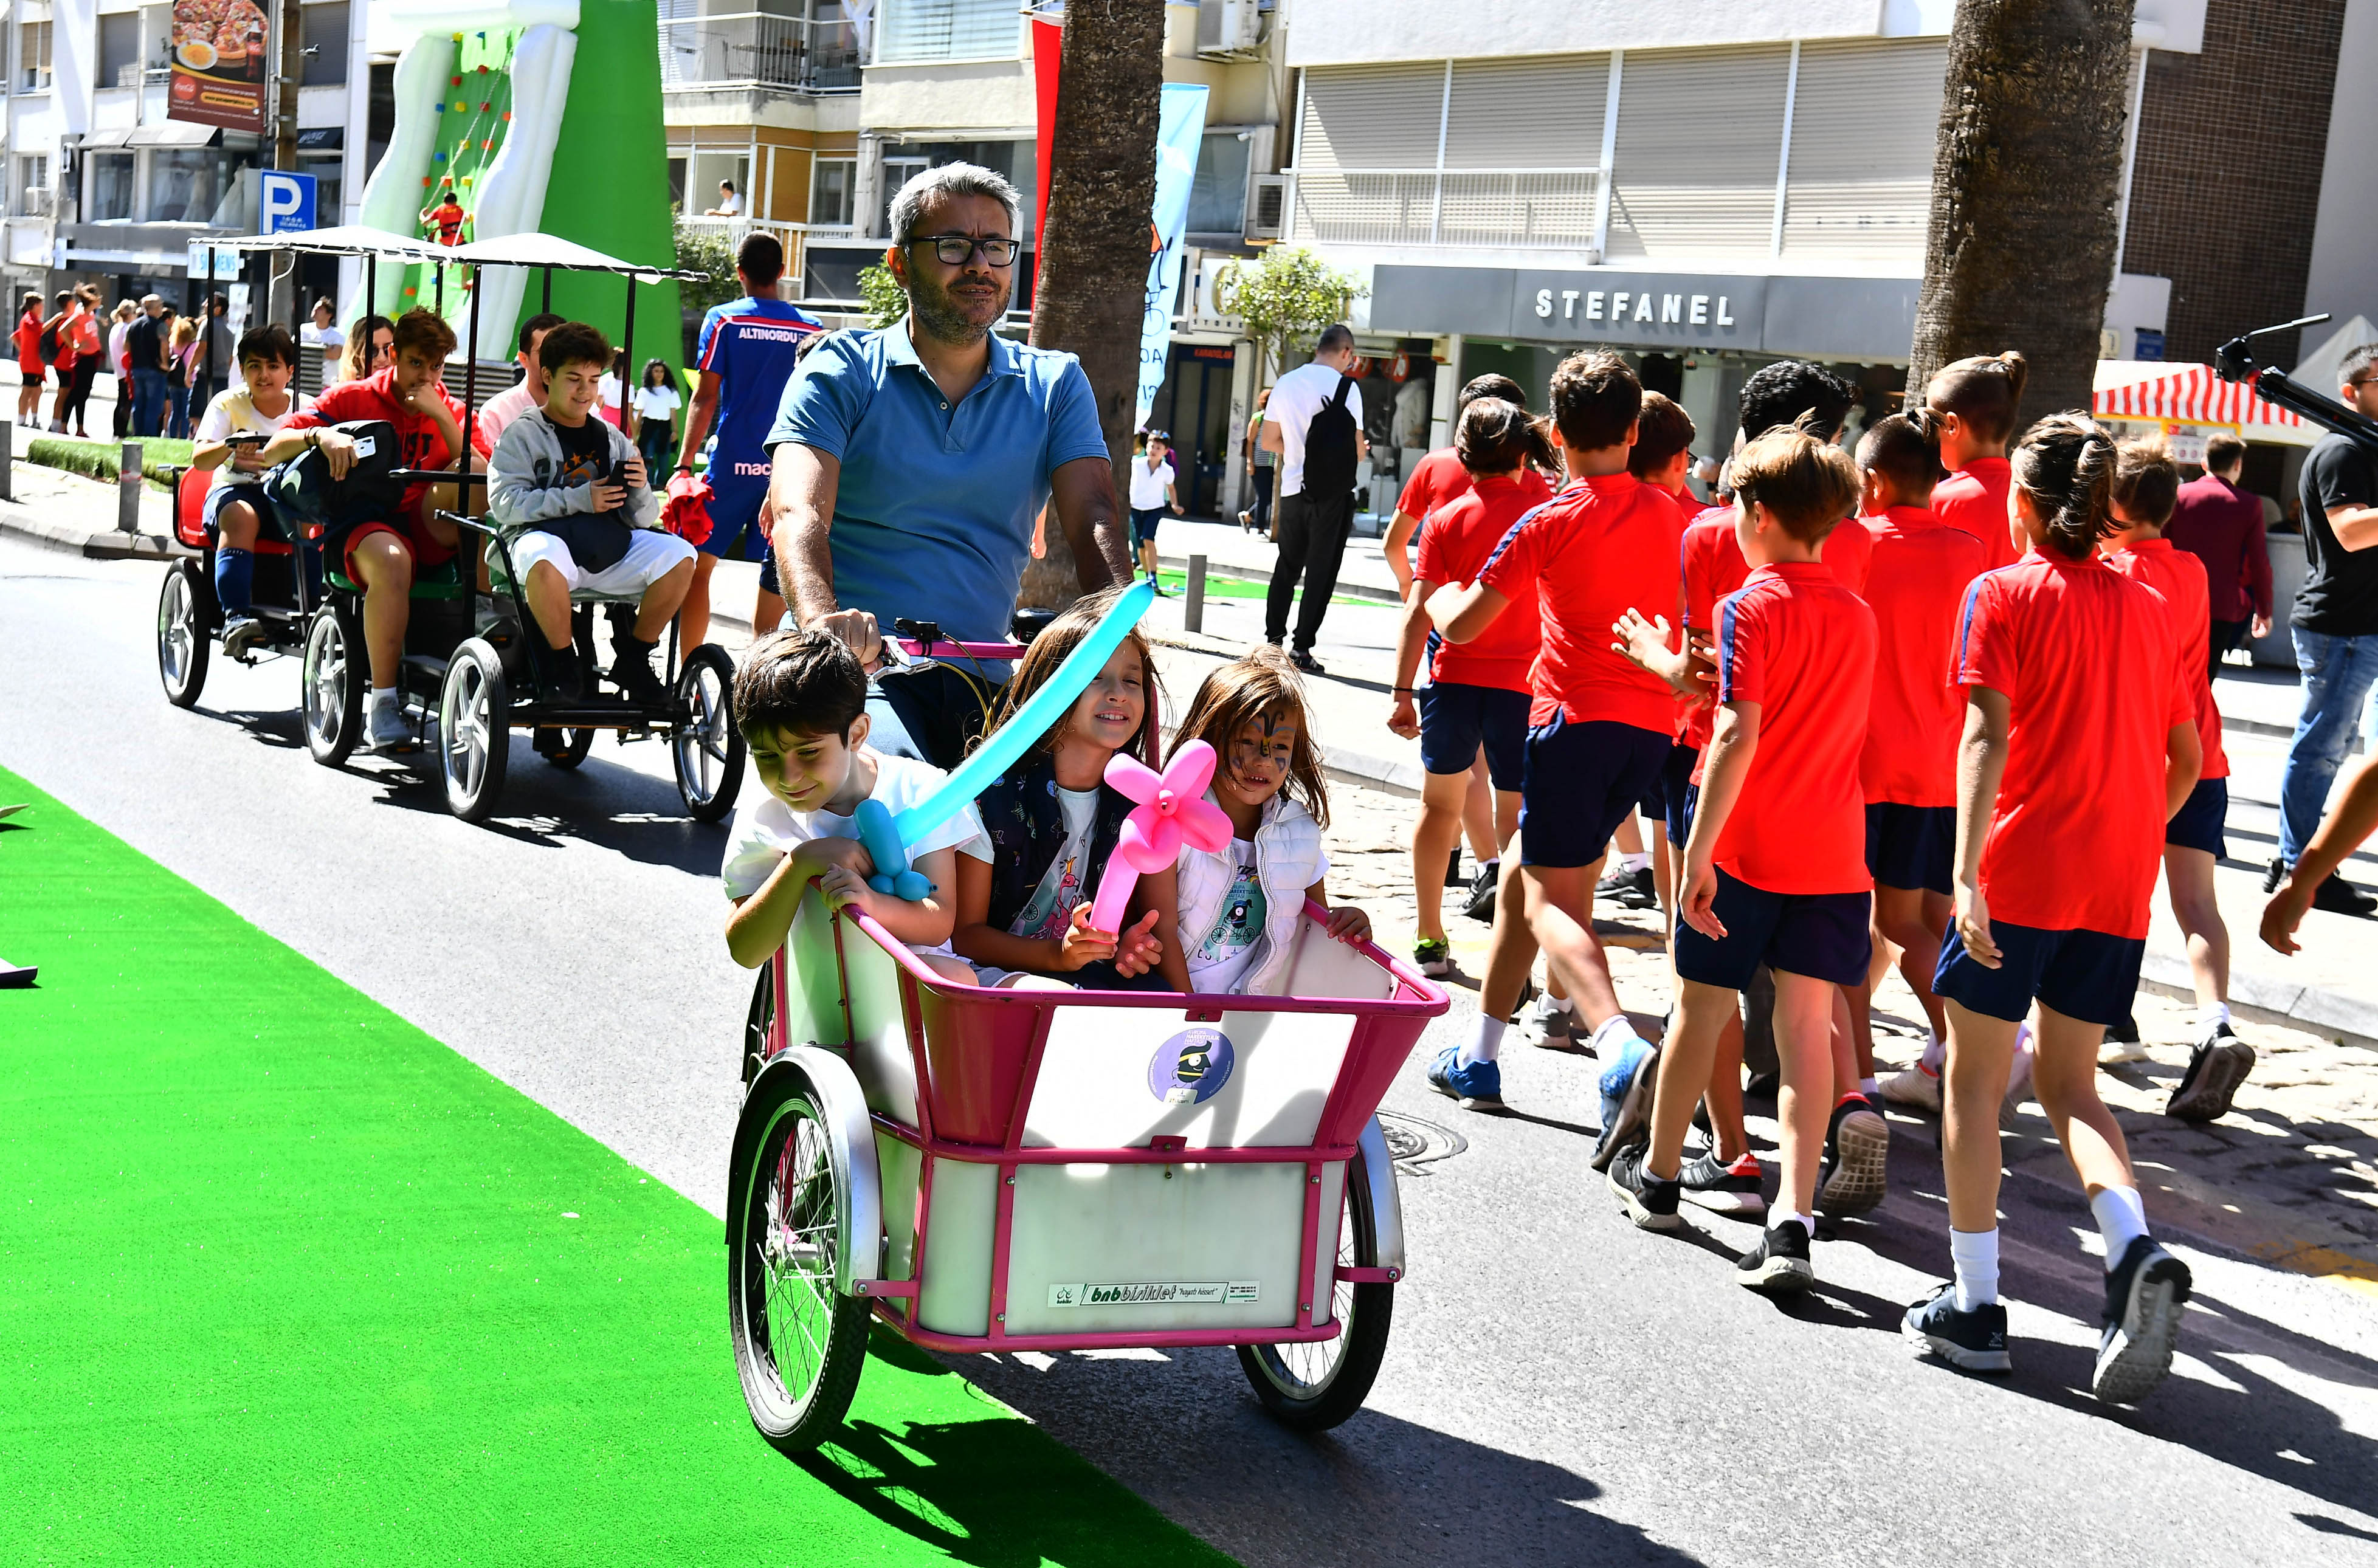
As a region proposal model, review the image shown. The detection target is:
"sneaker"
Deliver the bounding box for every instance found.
[1606,1145,1683,1231]
[1589,1036,1658,1172]
[2310,872,2377,917]
[1412,937,1452,978]
[2263,856,2288,895]
[1816,1096,1889,1218]
[1903,1284,2013,1374]
[1878,1063,1942,1113]
[1460,862,1498,922]
[2092,1236,2192,1405]
[2100,1021,2151,1066]
[1734,1219,1815,1293]
[1146,574,1171,598]
[1678,1150,1766,1218]
[609,639,668,704]
[2166,1023,2255,1122]
[366,699,413,754]
[1425,1042,1505,1112]
[219,612,264,660]
[1595,863,1657,910]
[1291,649,1326,676]
[547,646,585,701]
[1515,992,1575,1051]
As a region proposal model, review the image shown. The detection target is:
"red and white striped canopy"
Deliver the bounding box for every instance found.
[2093,363,2303,428]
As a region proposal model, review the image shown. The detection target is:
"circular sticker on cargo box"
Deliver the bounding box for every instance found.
[1148,1026,1235,1105]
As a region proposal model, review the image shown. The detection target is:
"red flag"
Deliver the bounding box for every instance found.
[1032,18,1062,254]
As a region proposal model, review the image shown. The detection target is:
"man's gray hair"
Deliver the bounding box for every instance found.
[889,162,1021,247]
[2341,342,2378,387]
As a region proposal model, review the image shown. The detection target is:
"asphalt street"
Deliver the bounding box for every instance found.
[5,533,2377,1567]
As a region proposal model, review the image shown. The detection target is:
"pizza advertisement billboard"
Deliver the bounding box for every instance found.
[168,0,269,134]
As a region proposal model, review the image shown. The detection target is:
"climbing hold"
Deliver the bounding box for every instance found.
[422,176,433,187]
[481,103,491,112]
[451,74,463,85]
[433,151,447,163]
[405,286,418,297]
[501,112,512,122]
[477,62,489,72]
[480,140,492,151]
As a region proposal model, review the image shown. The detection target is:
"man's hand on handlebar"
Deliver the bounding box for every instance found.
[818,607,885,672]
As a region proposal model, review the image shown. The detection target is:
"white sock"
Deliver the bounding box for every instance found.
[1545,993,1574,1014]
[1588,1013,1644,1058]
[1457,1014,1507,1068]
[1918,1027,1946,1075]
[2197,1001,2232,1033]
[1480,857,1499,875]
[1859,1075,1880,1098]
[1951,1226,2000,1312]
[2090,1185,2148,1270]
[1780,1212,1815,1239]
[370,686,398,712]
[1621,851,1652,873]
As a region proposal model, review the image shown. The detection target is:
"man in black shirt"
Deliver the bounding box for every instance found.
[123,295,169,438]
[2270,341,2378,916]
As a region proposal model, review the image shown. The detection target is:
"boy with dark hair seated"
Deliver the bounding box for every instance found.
[488,321,696,701]
[191,323,314,658]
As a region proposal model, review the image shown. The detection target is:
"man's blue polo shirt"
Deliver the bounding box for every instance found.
[765,318,1108,644]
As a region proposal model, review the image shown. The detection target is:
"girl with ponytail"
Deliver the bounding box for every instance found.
[1921,349,2029,568]
[1906,410,2206,1407]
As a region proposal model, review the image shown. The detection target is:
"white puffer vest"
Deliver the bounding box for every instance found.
[1174,791,1329,996]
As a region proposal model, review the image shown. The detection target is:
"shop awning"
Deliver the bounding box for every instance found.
[74,128,134,150]
[2092,360,2312,444]
[127,122,221,149]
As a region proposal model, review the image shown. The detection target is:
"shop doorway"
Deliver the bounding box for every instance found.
[1149,343,1235,518]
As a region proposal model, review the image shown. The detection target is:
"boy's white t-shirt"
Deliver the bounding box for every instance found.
[195,387,312,490]
[1187,838,1266,994]
[1128,456,1175,511]
[720,752,993,956]
[1010,786,1100,940]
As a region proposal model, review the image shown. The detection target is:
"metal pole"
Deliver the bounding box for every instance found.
[0,420,14,502]
[365,253,376,320]
[619,272,635,439]
[118,441,142,533]
[1184,554,1206,634]
[542,265,552,315]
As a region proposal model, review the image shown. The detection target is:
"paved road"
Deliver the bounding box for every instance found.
[6,533,2377,1566]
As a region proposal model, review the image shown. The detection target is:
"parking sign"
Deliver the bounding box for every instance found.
[259,170,315,234]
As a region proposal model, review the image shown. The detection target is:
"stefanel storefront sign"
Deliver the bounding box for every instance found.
[1512,269,1767,348]
[168,0,271,136]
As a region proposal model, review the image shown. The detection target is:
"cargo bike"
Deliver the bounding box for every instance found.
[726,692,1450,1448]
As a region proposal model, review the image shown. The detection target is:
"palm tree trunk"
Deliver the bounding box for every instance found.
[1907,0,2136,420]
[1019,0,1164,611]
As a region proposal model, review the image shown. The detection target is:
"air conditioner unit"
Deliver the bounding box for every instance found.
[23,185,53,217]
[1246,174,1286,242]
[1196,0,1264,55]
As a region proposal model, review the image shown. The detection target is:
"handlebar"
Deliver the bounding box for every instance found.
[897,636,1029,662]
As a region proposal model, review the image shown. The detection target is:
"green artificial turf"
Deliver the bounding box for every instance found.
[1153,566,1374,608]
[0,768,1235,1567]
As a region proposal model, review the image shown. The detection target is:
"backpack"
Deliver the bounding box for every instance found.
[1301,373,1359,498]
[267,419,408,536]
[36,323,58,362]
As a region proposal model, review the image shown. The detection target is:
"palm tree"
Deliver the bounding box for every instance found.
[1907,0,2137,419]
[1019,0,1164,610]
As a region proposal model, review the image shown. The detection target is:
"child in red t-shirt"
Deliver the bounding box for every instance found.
[2102,439,2254,1121]
[1607,427,1876,1293]
[1907,415,2201,1404]
[1425,352,1680,1123]
[1387,397,1554,1000]
[1922,351,2028,571]
[1852,415,1983,1113]
[1382,371,1531,599]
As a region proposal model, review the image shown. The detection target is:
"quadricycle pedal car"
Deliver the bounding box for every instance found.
[154,438,319,709]
[723,675,1450,1451]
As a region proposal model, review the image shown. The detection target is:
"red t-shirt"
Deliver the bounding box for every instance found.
[287,367,467,563]
[1820,513,1872,596]
[2109,537,2228,782]
[1415,471,1548,693]
[15,311,42,371]
[1954,552,2196,938]
[1397,447,1472,523]
[1680,513,1751,751]
[1858,506,1988,808]
[1935,456,2016,571]
[1477,472,1682,733]
[1709,562,1878,894]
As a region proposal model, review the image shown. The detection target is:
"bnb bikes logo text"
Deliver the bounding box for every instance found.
[1147,1026,1235,1106]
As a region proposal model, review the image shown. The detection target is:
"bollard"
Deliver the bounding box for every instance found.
[0,419,12,502]
[1184,553,1207,634]
[119,441,142,534]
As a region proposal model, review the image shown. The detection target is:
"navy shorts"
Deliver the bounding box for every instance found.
[1641,741,1697,840]
[1933,920,2145,1027]
[1130,506,1166,548]
[1670,780,1699,851]
[1673,868,1873,989]
[757,546,780,600]
[2166,776,2228,857]
[1866,802,1956,895]
[1418,681,1529,789]
[1517,715,1671,868]
[698,467,771,560]
[202,480,284,540]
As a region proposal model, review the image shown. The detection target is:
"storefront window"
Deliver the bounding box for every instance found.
[302,1,349,86]
[88,153,136,221]
[148,149,255,225]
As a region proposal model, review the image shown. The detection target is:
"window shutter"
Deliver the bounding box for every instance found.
[1442,57,1606,168]
[877,0,1018,64]
[1780,39,1949,266]
[1605,44,1791,261]
[1292,64,1447,244]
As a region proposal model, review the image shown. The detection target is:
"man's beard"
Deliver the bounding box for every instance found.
[909,268,1010,348]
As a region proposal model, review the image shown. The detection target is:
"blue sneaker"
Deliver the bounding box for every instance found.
[2093,1236,2191,1405]
[1426,1043,1506,1112]
[1903,1284,2013,1374]
[1589,1036,1658,1171]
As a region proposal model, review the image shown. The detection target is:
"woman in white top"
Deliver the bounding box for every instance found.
[300,298,345,386]
[632,357,682,477]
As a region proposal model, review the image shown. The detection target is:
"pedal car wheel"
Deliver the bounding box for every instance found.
[1236,1139,1394,1431]
[541,727,594,769]
[300,605,363,766]
[673,644,745,824]
[728,1068,870,1454]
[157,561,211,709]
[439,639,512,824]
[742,963,776,1088]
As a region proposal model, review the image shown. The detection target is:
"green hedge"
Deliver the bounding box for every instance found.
[23,436,195,490]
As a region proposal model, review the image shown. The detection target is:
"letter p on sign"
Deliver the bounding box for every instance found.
[260,171,317,235]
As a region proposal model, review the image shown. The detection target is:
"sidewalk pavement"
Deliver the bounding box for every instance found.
[0,453,180,559]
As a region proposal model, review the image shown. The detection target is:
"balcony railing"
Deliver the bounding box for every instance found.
[659,11,861,94]
[1287,167,1604,250]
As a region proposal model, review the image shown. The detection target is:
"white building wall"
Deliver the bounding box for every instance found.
[2303,0,2378,331]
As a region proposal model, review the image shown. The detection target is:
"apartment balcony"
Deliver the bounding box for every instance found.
[658,10,862,98]
[1287,167,1604,251]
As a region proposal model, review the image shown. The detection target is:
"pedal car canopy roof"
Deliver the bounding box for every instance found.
[224,225,701,281]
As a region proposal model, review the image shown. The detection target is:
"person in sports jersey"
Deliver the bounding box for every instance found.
[13,292,43,427]
[677,232,822,649]
[1906,415,2201,1403]
[2101,438,2255,1121]
[1921,351,2027,572]
[421,191,468,246]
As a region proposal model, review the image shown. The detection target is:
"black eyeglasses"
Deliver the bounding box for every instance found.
[907,234,1020,267]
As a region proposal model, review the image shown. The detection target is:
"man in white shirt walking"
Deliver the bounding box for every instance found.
[1128,428,1185,595]
[1258,323,1368,673]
